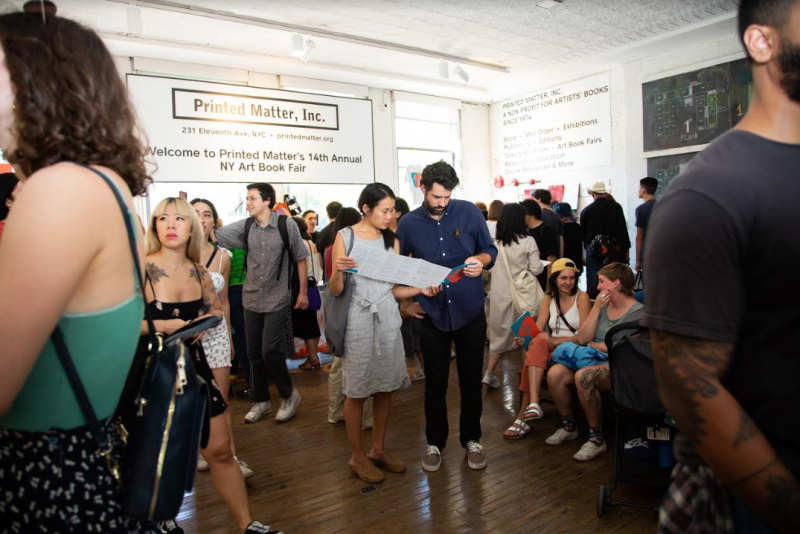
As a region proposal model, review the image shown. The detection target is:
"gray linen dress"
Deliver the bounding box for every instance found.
[342,234,411,398]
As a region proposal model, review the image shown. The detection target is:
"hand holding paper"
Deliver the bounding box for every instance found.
[462,256,485,277]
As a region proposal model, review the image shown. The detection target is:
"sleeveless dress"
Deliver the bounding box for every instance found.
[201,246,233,369]
[145,272,227,418]
[341,234,410,398]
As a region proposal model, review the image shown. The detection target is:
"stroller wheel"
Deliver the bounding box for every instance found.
[597,485,606,517]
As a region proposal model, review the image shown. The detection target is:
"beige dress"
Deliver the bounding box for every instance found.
[488,236,543,354]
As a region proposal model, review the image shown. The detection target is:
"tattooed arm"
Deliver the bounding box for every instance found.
[191,264,223,321]
[652,330,800,534]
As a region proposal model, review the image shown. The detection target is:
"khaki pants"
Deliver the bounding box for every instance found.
[328,356,373,425]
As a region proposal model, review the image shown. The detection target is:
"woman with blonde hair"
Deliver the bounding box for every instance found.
[144,197,280,534]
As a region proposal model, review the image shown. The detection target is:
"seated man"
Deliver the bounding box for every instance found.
[545,263,643,461]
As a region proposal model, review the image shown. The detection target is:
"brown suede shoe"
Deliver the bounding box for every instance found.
[349,458,385,484]
[368,451,406,473]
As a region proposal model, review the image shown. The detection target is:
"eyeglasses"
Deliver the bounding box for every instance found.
[245,196,260,203]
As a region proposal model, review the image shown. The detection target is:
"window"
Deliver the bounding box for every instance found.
[394,99,461,209]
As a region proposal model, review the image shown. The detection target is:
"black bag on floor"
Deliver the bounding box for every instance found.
[53,165,217,521]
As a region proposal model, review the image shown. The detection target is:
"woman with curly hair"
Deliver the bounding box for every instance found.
[0,8,158,534]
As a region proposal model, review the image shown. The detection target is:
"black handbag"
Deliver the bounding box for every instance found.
[52,165,218,521]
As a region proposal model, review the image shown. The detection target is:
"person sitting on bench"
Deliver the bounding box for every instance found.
[545,263,643,461]
[503,258,590,440]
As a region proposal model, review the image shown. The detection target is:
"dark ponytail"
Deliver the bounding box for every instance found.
[357,183,396,250]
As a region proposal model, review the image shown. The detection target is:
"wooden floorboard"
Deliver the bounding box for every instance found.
[176,350,659,534]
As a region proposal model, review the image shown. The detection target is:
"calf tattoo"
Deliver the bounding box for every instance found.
[579,367,609,408]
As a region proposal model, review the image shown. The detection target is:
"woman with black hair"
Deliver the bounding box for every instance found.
[482,203,544,389]
[329,183,439,484]
[291,215,322,371]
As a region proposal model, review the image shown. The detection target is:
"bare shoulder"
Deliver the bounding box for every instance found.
[28,163,132,203]
[577,291,592,304]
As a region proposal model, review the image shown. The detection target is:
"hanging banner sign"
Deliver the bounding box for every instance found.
[498,72,612,177]
[127,75,375,184]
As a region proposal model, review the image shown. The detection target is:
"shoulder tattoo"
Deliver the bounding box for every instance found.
[146,262,169,282]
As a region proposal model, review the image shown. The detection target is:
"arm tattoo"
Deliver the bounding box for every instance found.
[201,295,212,314]
[579,367,609,409]
[651,330,733,445]
[146,262,169,282]
[733,405,761,448]
[728,458,779,486]
[765,474,800,531]
[189,265,208,283]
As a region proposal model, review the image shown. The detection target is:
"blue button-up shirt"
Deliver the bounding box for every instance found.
[396,199,497,332]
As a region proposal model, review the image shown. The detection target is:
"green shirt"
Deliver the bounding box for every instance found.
[228,246,246,286]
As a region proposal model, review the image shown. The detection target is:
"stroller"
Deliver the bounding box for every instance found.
[596,320,676,516]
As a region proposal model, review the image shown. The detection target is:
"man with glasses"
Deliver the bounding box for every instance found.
[216,183,307,424]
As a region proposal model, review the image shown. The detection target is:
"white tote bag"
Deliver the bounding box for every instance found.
[498,243,544,317]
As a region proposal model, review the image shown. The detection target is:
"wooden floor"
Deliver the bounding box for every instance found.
[177,349,660,534]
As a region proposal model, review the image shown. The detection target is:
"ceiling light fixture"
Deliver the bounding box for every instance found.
[438,60,450,79]
[290,33,305,58]
[104,0,510,73]
[300,38,316,63]
[454,65,469,84]
[537,0,563,9]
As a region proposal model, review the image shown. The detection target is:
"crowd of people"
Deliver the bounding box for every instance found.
[1,1,798,534]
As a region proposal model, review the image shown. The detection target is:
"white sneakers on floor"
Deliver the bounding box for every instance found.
[275,389,301,422]
[244,402,272,424]
[573,440,607,461]
[482,370,500,389]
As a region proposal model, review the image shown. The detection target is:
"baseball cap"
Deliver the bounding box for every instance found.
[551,258,580,274]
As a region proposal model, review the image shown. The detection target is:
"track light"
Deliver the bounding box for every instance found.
[438,60,449,79]
[454,65,469,84]
[300,38,316,62]
[290,34,305,58]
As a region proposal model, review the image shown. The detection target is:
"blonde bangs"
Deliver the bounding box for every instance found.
[146,197,204,264]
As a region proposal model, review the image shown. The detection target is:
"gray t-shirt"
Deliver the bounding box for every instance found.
[644,130,800,476]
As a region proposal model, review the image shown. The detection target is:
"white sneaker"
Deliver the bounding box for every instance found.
[244,402,272,424]
[197,453,209,471]
[482,370,500,389]
[573,440,607,461]
[236,457,255,479]
[275,389,301,422]
[545,427,580,446]
[421,444,442,472]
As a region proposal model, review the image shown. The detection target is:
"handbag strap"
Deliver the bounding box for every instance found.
[51,327,110,452]
[554,294,577,334]
[50,163,155,452]
[306,240,316,279]
[497,242,515,288]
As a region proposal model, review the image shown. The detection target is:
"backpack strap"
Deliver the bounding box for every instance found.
[243,216,255,273]
[276,214,293,290]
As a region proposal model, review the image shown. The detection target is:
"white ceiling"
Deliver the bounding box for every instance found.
[11,0,740,102]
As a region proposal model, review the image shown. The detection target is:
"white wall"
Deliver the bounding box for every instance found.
[489,32,745,258]
[460,103,492,203]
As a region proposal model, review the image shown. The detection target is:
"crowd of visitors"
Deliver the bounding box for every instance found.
[1,1,798,533]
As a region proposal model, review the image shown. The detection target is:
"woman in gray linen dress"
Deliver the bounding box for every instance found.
[329,183,439,484]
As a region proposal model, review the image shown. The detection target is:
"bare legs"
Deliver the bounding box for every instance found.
[526,365,546,406]
[202,414,250,531]
[574,365,610,428]
[547,363,576,418]
[345,392,393,462]
[211,366,236,457]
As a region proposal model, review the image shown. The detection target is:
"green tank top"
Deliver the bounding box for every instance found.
[1,183,144,432]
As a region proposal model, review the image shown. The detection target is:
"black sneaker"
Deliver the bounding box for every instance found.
[157,520,184,534]
[244,521,283,534]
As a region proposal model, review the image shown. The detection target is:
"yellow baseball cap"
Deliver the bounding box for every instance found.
[551,258,580,274]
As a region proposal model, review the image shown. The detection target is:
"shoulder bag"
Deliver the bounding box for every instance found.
[498,241,544,317]
[53,164,219,521]
[322,227,355,356]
